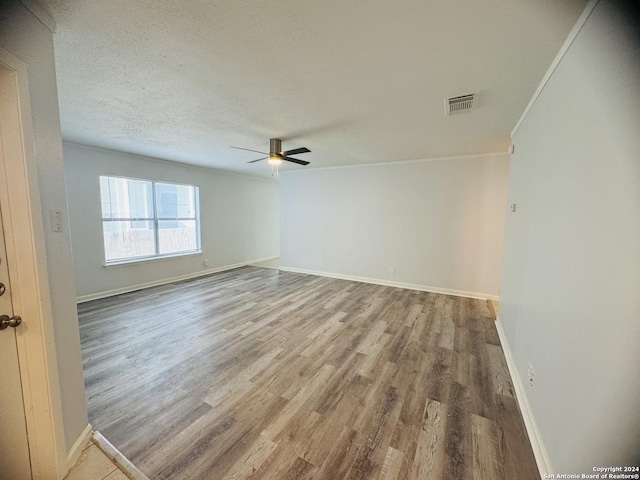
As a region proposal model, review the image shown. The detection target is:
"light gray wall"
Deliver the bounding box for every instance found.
[280,154,509,298]
[0,0,88,453]
[64,143,280,299]
[500,0,640,473]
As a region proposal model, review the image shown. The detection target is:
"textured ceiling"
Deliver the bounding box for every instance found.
[46,0,587,178]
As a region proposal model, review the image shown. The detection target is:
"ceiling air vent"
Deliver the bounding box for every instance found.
[445,93,477,115]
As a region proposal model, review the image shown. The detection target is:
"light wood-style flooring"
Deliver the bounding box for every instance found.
[78,267,538,479]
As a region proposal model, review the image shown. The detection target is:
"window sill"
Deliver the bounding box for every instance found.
[103,250,202,268]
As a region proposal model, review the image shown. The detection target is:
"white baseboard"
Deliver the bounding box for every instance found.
[247,255,279,265]
[495,317,552,479]
[279,266,499,301]
[66,423,92,471]
[76,256,277,303]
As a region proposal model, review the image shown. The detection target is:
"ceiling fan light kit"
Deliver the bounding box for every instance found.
[267,138,282,176]
[267,155,282,165]
[231,138,311,176]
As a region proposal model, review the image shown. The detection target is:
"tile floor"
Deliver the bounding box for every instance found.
[64,441,127,480]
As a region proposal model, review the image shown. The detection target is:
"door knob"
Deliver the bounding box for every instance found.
[0,315,21,330]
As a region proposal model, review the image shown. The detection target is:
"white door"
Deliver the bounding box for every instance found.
[0,109,32,480]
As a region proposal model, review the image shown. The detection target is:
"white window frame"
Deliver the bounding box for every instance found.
[100,175,201,265]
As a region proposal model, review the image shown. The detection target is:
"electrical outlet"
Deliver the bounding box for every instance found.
[527,362,535,388]
[389,267,395,275]
[204,259,209,267]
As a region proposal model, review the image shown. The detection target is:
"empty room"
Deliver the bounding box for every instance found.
[0,0,638,479]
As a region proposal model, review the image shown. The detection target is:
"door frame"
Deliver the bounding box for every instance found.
[0,47,67,478]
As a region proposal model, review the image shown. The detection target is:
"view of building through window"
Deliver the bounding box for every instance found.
[100,176,200,262]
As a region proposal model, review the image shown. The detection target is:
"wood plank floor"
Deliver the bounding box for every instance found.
[77,267,538,480]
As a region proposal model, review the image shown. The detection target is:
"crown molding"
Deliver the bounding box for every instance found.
[281,151,509,175]
[511,0,599,138]
[19,0,56,33]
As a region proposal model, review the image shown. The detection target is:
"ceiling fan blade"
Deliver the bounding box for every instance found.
[231,146,269,155]
[247,157,268,163]
[282,147,310,156]
[282,156,310,166]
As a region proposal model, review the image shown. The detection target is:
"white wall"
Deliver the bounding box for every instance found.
[0,0,88,455]
[500,0,640,473]
[280,154,509,299]
[64,143,279,299]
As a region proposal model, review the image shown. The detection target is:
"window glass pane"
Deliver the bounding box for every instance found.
[100,176,199,263]
[103,220,156,261]
[156,183,196,219]
[100,176,153,219]
[158,220,198,255]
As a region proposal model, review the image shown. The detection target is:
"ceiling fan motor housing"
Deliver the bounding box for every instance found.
[270,138,282,155]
